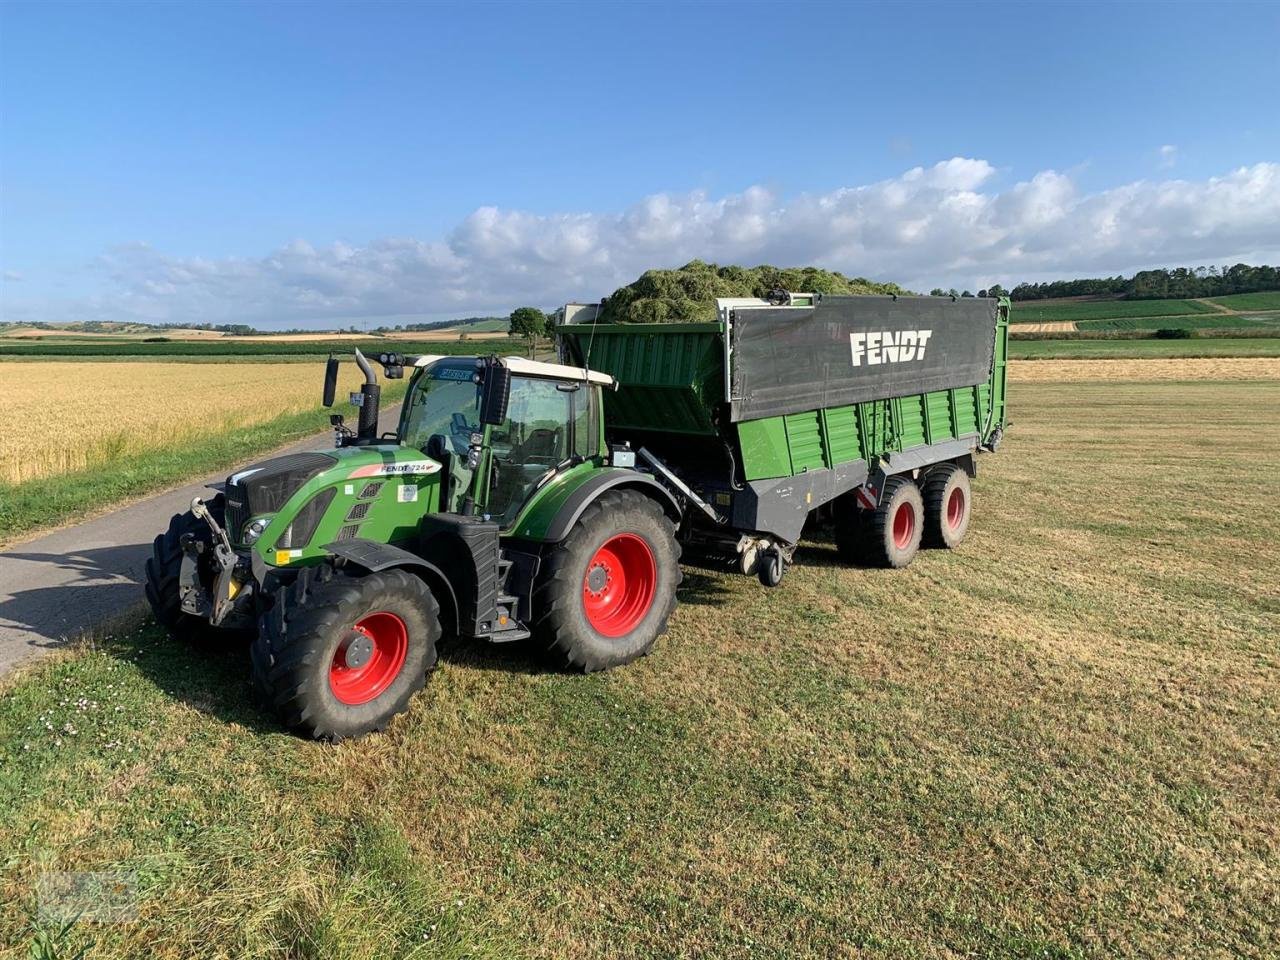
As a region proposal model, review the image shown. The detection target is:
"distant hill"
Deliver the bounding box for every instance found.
[597,261,909,323]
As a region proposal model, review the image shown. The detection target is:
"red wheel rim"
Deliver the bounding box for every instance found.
[892,500,915,550]
[946,487,966,530]
[582,534,657,637]
[329,610,408,705]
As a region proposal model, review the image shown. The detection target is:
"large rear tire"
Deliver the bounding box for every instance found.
[252,566,439,741]
[144,494,227,640]
[840,475,924,569]
[922,463,972,549]
[534,489,680,672]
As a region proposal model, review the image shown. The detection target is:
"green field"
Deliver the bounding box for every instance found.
[1206,291,1280,311]
[1076,315,1280,332]
[0,338,525,359]
[3,380,1278,959]
[1010,336,1280,359]
[1010,298,1217,323]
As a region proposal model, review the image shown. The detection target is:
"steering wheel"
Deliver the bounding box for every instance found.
[449,411,476,454]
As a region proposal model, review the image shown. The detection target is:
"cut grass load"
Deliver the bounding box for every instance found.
[2,379,1277,959]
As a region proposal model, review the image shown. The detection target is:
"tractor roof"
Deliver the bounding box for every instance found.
[411,354,614,387]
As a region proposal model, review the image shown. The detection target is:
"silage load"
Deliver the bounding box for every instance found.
[595,260,908,324]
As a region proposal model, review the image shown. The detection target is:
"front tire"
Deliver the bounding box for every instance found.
[534,489,680,672]
[252,566,439,741]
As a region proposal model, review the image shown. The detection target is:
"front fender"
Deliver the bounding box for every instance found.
[323,538,460,634]
[507,466,682,543]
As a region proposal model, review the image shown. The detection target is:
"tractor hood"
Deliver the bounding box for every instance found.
[226,444,444,565]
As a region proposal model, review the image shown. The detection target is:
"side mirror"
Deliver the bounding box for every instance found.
[478,359,511,426]
[322,357,339,407]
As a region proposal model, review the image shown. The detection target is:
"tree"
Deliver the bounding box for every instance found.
[929,288,947,297]
[509,306,547,338]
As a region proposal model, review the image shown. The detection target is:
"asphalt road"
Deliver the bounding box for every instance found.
[0,407,401,676]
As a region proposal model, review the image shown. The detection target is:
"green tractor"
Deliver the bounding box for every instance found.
[145,348,682,740]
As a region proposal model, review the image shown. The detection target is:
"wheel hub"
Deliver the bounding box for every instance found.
[586,564,609,594]
[341,630,375,669]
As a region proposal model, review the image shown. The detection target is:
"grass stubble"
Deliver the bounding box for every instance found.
[0,380,1277,958]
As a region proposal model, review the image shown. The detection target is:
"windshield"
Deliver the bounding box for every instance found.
[400,362,481,455]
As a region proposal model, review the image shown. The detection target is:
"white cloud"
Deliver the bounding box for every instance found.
[1158,144,1178,168]
[5,158,1279,326]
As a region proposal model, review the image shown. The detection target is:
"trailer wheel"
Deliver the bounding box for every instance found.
[757,550,785,588]
[922,464,972,549]
[534,489,680,672]
[145,494,228,641]
[847,475,924,569]
[252,566,439,741]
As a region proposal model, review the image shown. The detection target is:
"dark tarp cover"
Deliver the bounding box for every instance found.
[728,296,997,422]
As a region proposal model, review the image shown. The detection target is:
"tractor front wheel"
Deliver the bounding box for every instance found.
[252,566,439,741]
[145,494,227,641]
[534,490,680,672]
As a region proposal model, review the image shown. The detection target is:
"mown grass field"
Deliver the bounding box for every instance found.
[2,377,1277,959]
[1075,315,1280,332]
[1206,291,1280,311]
[1009,336,1280,359]
[1009,299,1217,323]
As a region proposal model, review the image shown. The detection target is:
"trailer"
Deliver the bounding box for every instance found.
[145,292,1008,740]
[557,293,1009,583]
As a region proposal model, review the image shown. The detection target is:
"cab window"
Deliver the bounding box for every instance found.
[488,377,575,524]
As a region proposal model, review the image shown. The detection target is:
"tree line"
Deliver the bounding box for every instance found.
[1007,263,1279,301]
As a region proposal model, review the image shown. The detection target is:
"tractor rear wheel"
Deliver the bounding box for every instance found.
[843,475,924,569]
[922,463,972,549]
[534,490,680,672]
[145,494,227,640]
[252,566,439,741]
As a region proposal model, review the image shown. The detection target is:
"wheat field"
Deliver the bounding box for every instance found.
[0,361,375,483]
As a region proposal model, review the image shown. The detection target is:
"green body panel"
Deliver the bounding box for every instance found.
[504,459,615,541]
[249,445,443,568]
[558,322,724,435]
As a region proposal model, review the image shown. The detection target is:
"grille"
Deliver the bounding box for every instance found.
[358,482,383,499]
[336,524,361,541]
[346,501,371,522]
[224,488,248,543]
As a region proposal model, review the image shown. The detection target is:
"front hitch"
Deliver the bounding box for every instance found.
[181,497,251,626]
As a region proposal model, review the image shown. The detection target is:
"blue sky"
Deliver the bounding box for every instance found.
[2,0,1278,327]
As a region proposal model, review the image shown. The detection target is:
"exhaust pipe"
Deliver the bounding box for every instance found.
[353,348,380,442]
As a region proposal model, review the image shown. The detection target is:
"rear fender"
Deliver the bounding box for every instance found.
[523,468,682,544]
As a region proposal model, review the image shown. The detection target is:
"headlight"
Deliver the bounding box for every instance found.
[242,516,272,544]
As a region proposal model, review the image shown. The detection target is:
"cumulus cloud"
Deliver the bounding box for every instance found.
[7,158,1279,326]
[1158,144,1178,168]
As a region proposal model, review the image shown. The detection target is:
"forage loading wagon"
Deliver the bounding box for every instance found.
[145,292,1008,741]
[557,292,1009,580]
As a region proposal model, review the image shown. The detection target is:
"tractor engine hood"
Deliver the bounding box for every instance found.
[224,452,338,540]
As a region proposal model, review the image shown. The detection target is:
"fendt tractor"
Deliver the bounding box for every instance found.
[146,293,1009,739]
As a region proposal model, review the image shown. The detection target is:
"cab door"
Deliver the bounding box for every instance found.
[484,377,593,525]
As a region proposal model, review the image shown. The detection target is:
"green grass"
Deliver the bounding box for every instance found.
[3,380,1278,958]
[0,338,525,359]
[1010,299,1217,323]
[1076,315,1280,332]
[0,383,406,545]
[1010,336,1280,359]
[1205,291,1280,311]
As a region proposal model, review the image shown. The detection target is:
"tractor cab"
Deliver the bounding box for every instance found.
[397,355,612,526]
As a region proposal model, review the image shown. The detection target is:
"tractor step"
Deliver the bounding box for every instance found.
[487,593,531,642]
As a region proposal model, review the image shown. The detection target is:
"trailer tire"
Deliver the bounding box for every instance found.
[145,494,228,641]
[534,489,680,672]
[922,463,972,549]
[251,566,439,741]
[850,475,924,569]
